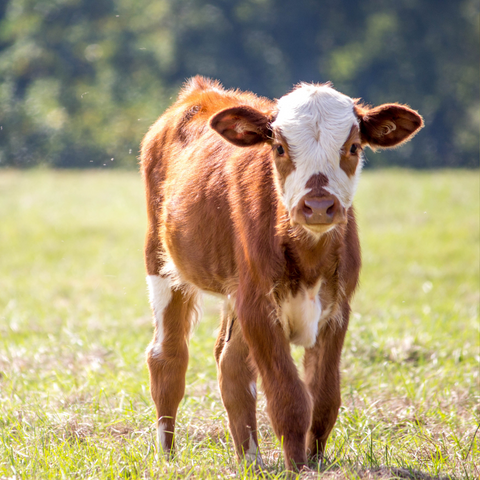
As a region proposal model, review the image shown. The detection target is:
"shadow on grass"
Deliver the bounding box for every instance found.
[246,461,457,480]
[308,464,458,480]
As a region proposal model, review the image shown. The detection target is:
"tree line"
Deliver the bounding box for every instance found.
[0,0,478,169]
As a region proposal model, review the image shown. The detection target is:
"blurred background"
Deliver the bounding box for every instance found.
[0,0,478,169]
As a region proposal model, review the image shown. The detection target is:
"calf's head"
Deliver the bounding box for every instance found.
[210,83,423,234]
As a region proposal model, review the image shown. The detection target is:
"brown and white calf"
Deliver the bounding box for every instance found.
[140,76,423,470]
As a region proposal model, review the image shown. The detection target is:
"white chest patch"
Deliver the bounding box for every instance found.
[279,281,325,348]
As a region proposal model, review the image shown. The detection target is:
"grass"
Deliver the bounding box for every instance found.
[0,168,478,479]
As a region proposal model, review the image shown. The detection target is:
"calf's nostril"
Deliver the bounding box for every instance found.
[303,203,313,215]
[326,205,335,216]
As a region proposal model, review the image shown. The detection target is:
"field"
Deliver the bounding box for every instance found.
[0,169,478,479]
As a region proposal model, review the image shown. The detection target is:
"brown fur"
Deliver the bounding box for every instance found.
[215,305,260,460]
[140,76,422,470]
[340,125,362,177]
[272,131,295,185]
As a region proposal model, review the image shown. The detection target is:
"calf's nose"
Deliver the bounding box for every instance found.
[300,196,346,225]
[302,197,335,224]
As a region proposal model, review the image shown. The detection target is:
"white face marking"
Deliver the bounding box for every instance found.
[146,275,172,357]
[157,418,168,454]
[272,84,363,212]
[279,280,323,348]
[245,432,264,467]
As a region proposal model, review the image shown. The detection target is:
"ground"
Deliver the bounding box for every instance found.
[0,169,478,479]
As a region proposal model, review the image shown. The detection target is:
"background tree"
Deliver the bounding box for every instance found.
[0,0,478,168]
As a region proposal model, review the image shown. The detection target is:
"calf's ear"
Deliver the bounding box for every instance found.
[356,103,424,149]
[210,106,273,147]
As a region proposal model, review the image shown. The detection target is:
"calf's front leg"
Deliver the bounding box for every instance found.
[237,289,312,471]
[303,303,350,461]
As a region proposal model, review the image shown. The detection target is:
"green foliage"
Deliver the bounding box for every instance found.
[0,0,478,168]
[0,0,175,168]
[0,170,478,478]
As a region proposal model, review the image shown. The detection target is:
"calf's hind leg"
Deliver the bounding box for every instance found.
[146,274,196,455]
[215,303,263,467]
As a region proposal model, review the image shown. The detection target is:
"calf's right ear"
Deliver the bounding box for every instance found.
[210,106,273,147]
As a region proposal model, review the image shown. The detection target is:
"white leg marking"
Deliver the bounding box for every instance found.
[147,275,172,357]
[157,418,168,454]
[245,432,264,467]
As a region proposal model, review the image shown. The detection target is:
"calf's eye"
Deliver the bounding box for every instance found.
[276,145,285,156]
[350,144,359,155]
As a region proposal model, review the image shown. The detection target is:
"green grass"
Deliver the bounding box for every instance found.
[0,169,478,479]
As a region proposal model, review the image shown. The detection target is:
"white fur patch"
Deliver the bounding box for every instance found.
[245,432,264,467]
[157,418,168,453]
[147,275,172,357]
[159,258,184,289]
[279,281,323,348]
[249,381,257,399]
[272,84,362,212]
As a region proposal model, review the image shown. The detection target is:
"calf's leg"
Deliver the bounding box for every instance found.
[215,302,263,466]
[304,304,350,461]
[146,274,196,455]
[237,289,312,471]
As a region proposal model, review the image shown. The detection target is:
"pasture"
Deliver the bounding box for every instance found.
[0,169,478,479]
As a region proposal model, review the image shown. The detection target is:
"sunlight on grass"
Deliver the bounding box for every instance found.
[0,169,478,479]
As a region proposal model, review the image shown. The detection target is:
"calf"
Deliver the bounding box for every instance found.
[140,76,423,470]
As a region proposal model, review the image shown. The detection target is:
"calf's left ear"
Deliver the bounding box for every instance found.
[356,103,424,149]
[210,106,273,147]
